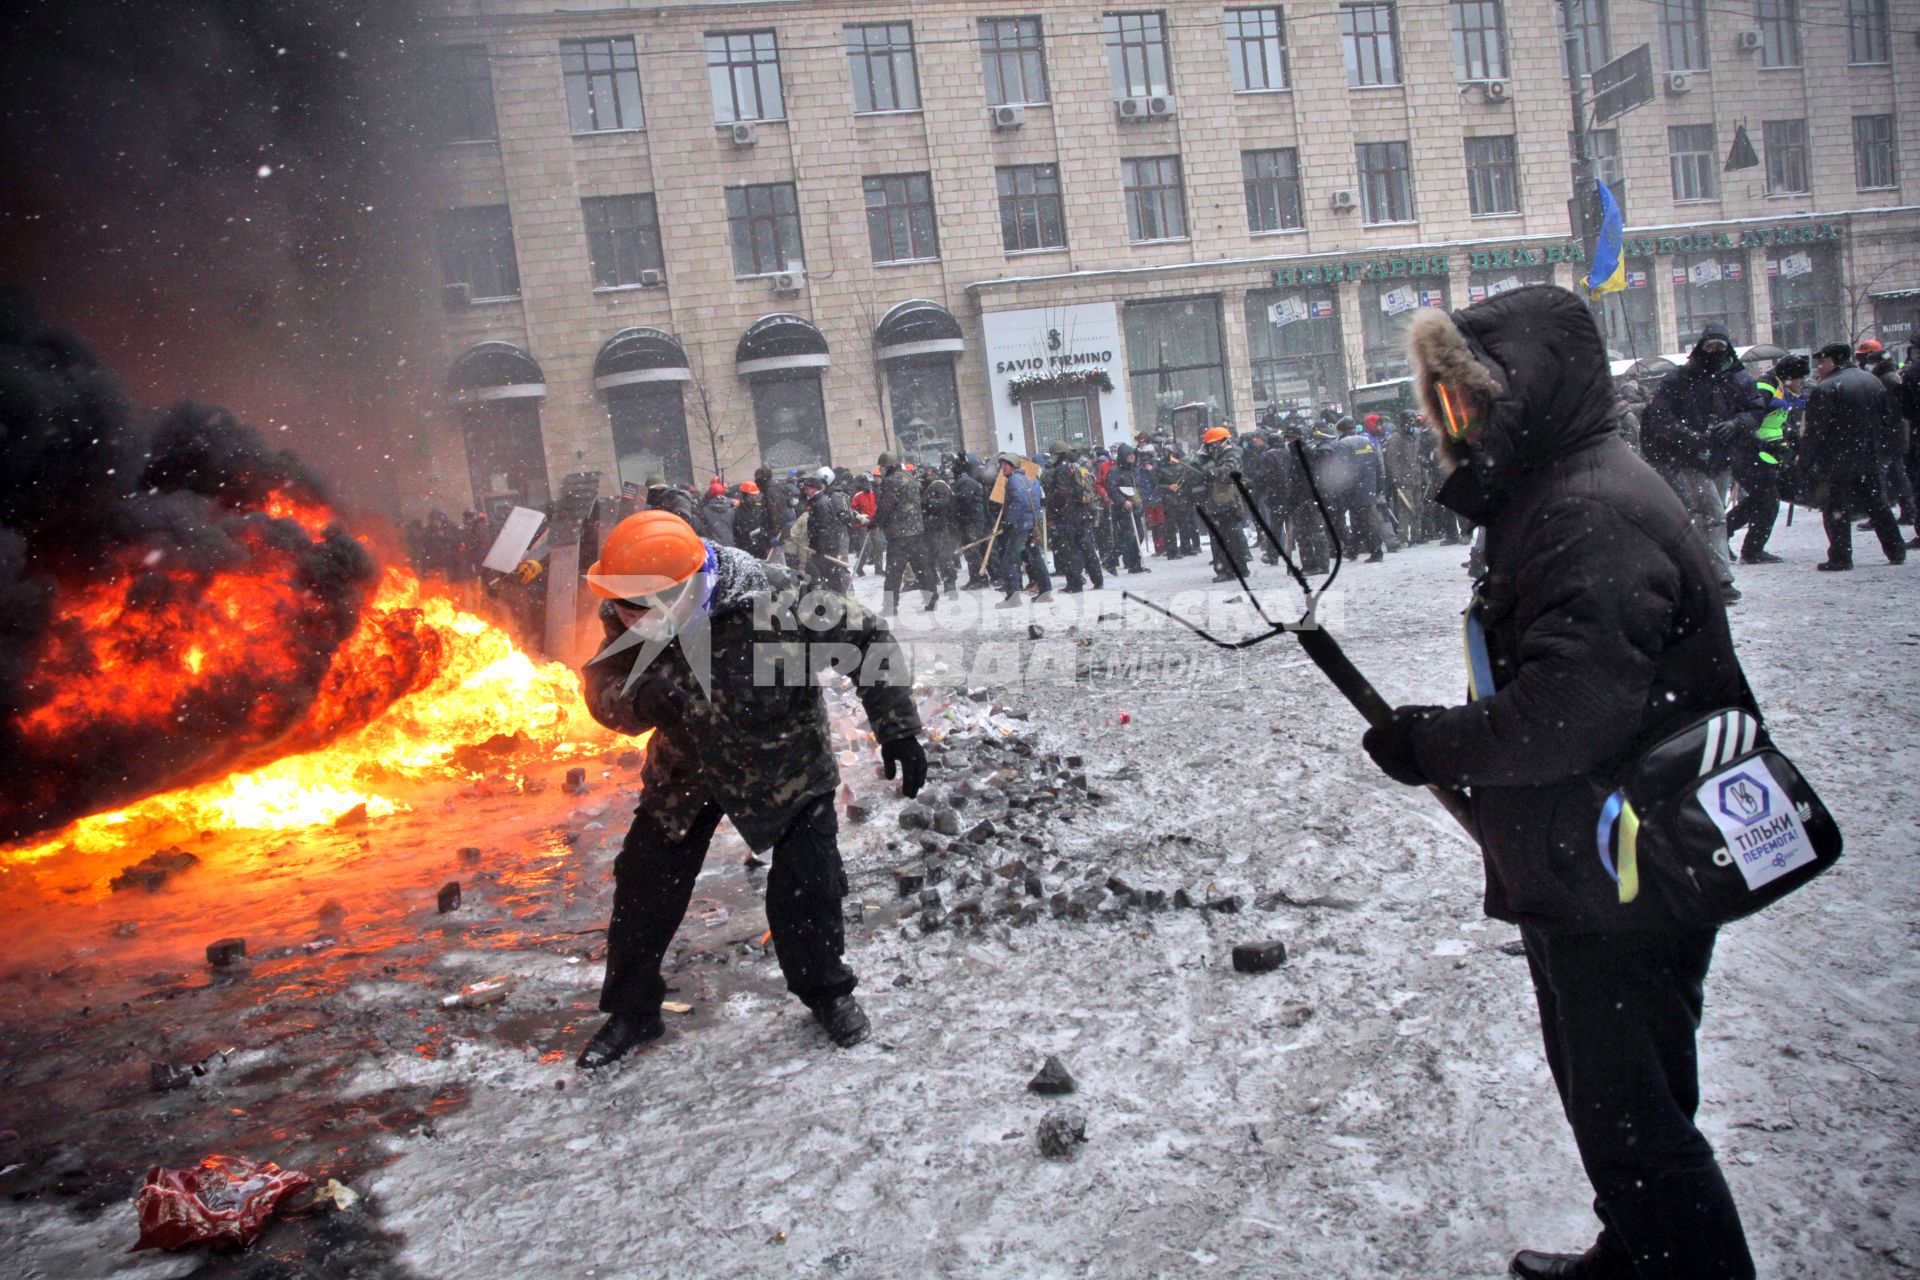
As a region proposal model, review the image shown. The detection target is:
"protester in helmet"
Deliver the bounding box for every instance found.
[576,511,926,1066]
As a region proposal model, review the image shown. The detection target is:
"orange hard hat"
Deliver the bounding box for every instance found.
[1203,426,1231,444]
[737,480,760,495]
[586,511,707,600]
[1855,338,1883,354]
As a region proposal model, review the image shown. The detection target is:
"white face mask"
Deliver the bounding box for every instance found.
[612,571,708,642]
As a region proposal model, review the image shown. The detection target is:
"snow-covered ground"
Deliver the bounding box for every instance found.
[7,514,1917,1278]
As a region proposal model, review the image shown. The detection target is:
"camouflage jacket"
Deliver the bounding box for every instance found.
[581,547,921,850]
[1192,444,1246,514]
[874,467,925,538]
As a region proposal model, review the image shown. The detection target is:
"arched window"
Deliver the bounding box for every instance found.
[737,314,832,469]
[875,300,966,465]
[595,327,694,488]
[447,342,550,519]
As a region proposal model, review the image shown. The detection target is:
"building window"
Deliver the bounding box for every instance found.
[437,205,519,300]
[461,400,549,521]
[846,23,920,113]
[1756,0,1799,68]
[1340,4,1400,86]
[1767,245,1840,350]
[1124,297,1231,444]
[1854,114,1896,189]
[1762,120,1809,195]
[561,37,644,134]
[1591,260,1658,356]
[608,384,693,490]
[1103,12,1172,99]
[1846,0,1889,63]
[1361,279,1447,382]
[1669,124,1718,202]
[1659,0,1709,71]
[1243,149,1304,233]
[583,195,664,289]
[1450,0,1508,81]
[1672,251,1751,342]
[706,30,784,124]
[725,182,803,276]
[1571,128,1622,187]
[1357,141,1414,223]
[1467,263,1550,303]
[996,164,1066,252]
[749,373,832,470]
[979,16,1049,105]
[1560,0,1610,78]
[1225,8,1289,92]
[864,173,938,264]
[1245,289,1345,412]
[888,357,965,465]
[1465,135,1520,215]
[1123,156,1188,243]
[434,45,496,143]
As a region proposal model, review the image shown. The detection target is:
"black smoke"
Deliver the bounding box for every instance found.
[0,0,440,514]
[0,297,384,844]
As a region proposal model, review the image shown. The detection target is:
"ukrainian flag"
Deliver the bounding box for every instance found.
[1582,177,1627,298]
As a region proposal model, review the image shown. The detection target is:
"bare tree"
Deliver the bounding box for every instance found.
[1841,260,1902,346]
[685,371,756,482]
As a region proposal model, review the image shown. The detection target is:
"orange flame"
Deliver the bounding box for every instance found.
[5,480,620,863]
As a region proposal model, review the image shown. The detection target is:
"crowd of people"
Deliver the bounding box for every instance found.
[405,329,1918,624]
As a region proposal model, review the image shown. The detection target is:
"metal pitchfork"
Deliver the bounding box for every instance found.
[1122,439,1477,838]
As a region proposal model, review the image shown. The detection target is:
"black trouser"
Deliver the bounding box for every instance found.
[961,521,989,584]
[1051,516,1104,589]
[882,531,939,605]
[1167,504,1201,556]
[924,520,958,590]
[1289,507,1330,574]
[1206,506,1250,577]
[1725,464,1780,559]
[1110,504,1144,571]
[1520,925,1753,1280]
[1822,501,1905,565]
[998,525,1050,596]
[602,796,856,1018]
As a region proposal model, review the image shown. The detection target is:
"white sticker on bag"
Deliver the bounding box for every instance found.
[1696,764,1815,891]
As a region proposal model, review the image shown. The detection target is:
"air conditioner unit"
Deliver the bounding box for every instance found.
[1116,96,1149,122]
[990,104,1026,131]
[728,121,759,147]
[1330,188,1358,210]
[1481,79,1511,103]
[637,269,665,288]
[441,282,472,309]
[1146,94,1177,119]
[1666,71,1694,95]
[773,269,806,295]
[1736,29,1763,52]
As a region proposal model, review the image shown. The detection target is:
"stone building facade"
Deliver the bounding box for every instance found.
[414,0,1918,518]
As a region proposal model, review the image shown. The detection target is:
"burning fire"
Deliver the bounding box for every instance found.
[6,487,617,864]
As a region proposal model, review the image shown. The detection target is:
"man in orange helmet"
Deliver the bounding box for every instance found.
[574,511,927,1066]
[1194,425,1252,582]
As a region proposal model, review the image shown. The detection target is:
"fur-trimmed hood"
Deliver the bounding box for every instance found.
[1406,285,1616,520]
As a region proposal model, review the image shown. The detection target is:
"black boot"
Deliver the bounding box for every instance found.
[812,994,871,1047]
[1509,1244,1634,1279]
[576,1012,666,1069]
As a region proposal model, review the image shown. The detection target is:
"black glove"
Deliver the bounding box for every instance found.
[1708,419,1746,448]
[1362,705,1444,787]
[629,676,690,728]
[880,737,927,799]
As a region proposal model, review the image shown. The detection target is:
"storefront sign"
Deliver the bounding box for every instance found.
[1272,253,1450,287]
[1777,251,1812,279]
[1270,296,1310,327]
[1379,285,1419,316]
[1622,222,1843,258]
[980,302,1130,454]
[1467,244,1586,269]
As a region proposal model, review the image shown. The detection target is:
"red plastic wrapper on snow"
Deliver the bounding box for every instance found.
[132,1155,314,1251]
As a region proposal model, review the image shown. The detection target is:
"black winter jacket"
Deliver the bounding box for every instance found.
[1802,367,1893,512]
[1642,323,1766,473]
[1408,286,1751,931]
